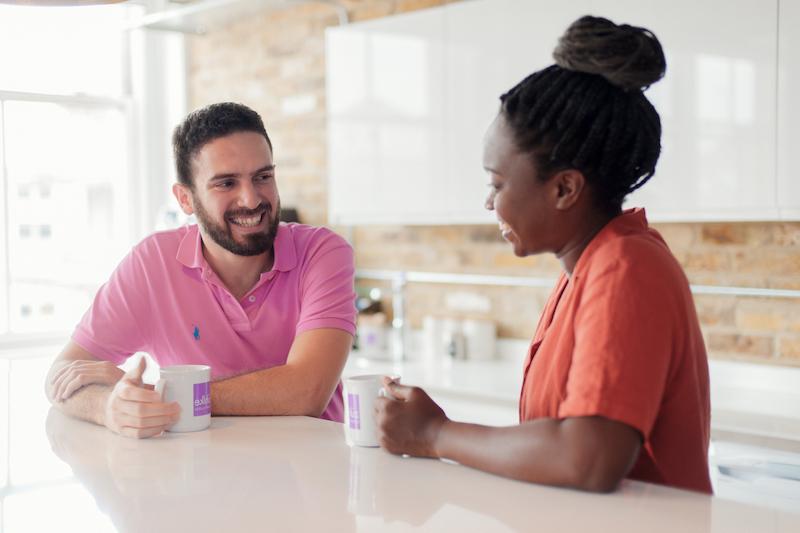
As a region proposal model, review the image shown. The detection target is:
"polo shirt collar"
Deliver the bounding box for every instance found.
[176,224,205,270]
[175,223,297,273]
[270,223,297,273]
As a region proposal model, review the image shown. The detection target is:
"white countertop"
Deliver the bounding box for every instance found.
[23,411,800,533]
[344,353,800,444]
[345,355,521,404]
[2,348,799,531]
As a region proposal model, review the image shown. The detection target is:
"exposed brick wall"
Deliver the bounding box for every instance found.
[187,0,800,367]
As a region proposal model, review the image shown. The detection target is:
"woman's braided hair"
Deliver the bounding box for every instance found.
[500,15,666,214]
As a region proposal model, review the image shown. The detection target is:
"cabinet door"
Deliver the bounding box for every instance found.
[447,0,779,223]
[326,8,447,225]
[328,0,779,225]
[442,0,593,224]
[778,0,800,219]
[605,0,778,220]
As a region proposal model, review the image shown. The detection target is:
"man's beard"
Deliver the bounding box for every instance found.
[193,196,281,257]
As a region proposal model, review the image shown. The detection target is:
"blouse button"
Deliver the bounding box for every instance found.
[248,295,256,303]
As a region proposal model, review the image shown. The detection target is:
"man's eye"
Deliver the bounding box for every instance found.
[256,174,273,182]
[217,181,234,189]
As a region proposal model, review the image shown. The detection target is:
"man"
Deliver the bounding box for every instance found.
[45,102,356,438]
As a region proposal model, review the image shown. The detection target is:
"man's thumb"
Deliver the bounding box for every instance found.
[124,356,147,384]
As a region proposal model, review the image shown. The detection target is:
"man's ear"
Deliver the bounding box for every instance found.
[552,169,586,210]
[172,183,195,215]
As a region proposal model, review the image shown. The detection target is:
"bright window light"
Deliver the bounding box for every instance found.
[0,4,140,337]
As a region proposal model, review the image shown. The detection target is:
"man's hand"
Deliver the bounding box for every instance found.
[103,357,180,439]
[50,359,125,402]
[374,378,449,458]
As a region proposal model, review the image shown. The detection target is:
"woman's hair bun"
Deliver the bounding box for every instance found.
[552,15,666,91]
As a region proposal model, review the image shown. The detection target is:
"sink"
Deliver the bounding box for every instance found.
[717,459,800,482]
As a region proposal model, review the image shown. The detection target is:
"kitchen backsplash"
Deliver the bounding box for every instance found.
[351,223,800,366]
[187,0,800,367]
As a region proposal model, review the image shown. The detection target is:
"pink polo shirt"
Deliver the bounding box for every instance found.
[72,222,357,422]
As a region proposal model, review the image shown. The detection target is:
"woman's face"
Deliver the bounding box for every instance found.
[482,115,562,257]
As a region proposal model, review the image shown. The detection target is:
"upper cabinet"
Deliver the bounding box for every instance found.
[778,0,800,219]
[610,0,778,220]
[326,8,447,225]
[441,0,594,225]
[327,0,792,225]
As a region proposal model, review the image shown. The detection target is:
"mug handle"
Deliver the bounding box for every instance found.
[154,379,166,400]
[379,376,401,399]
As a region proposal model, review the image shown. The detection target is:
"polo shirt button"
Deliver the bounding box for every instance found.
[248,295,256,303]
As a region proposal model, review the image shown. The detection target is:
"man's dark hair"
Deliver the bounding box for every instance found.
[172,102,272,189]
[500,16,665,215]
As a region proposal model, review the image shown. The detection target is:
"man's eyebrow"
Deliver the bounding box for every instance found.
[209,165,275,182]
[251,164,276,176]
[209,172,238,182]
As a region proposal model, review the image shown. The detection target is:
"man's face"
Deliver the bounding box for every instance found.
[184,131,281,257]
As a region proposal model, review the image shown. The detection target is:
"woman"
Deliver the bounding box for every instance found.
[374,15,712,494]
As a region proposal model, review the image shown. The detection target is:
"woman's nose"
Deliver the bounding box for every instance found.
[484,190,495,211]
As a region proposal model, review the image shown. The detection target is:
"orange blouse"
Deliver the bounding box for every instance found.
[519,208,712,493]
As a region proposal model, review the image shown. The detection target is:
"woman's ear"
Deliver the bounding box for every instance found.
[172,183,195,215]
[552,169,586,210]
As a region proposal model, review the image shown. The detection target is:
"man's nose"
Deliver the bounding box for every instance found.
[238,181,261,209]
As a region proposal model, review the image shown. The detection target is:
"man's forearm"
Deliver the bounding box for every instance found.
[48,384,110,427]
[211,364,336,417]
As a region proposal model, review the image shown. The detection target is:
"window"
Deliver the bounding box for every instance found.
[0,4,143,339]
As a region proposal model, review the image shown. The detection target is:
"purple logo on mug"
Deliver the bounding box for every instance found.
[193,382,211,416]
[347,393,360,429]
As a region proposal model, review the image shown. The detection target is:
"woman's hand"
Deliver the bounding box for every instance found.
[374,378,449,458]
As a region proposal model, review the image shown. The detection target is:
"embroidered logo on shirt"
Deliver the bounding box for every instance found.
[193,326,200,341]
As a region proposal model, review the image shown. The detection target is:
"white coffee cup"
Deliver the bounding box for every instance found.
[155,365,212,433]
[343,374,397,447]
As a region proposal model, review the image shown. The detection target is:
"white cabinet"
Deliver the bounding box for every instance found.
[327,0,789,224]
[778,0,800,219]
[442,0,592,224]
[616,0,779,221]
[326,7,447,225]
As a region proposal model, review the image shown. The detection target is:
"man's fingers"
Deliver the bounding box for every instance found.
[51,363,76,384]
[54,369,84,401]
[52,373,68,401]
[116,383,167,404]
[117,412,179,430]
[60,374,92,400]
[52,365,84,399]
[52,360,102,385]
[117,398,180,419]
[119,425,169,439]
[123,356,147,385]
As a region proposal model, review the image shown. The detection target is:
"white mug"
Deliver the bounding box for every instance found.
[343,374,397,447]
[155,365,212,433]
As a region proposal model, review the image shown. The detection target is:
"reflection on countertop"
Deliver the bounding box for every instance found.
[0,348,798,532]
[29,408,800,533]
[344,350,800,512]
